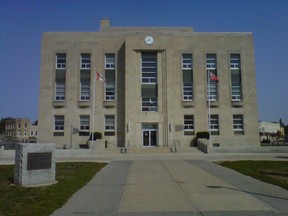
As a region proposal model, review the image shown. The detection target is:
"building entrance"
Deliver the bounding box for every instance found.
[142,124,157,147]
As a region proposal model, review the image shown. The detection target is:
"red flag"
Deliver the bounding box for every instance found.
[209,72,219,83]
[96,72,105,81]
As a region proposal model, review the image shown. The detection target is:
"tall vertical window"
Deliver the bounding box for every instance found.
[80,115,90,131]
[55,71,66,100]
[104,115,115,136]
[206,54,218,101]
[230,54,242,101]
[233,115,244,134]
[80,53,91,69]
[141,52,157,83]
[105,54,116,101]
[184,115,194,135]
[141,52,158,111]
[80,53,91,101]
[80,70,90,101]
[54,115,64,131]
[209,115,219,135]
[182,54,193,101]
[55,53,66,101]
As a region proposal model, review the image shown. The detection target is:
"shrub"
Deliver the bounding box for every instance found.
[89,132,102,141]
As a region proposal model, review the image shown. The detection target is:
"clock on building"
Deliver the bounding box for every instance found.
[144,36,154,45]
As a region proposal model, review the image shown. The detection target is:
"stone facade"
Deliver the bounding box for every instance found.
[38,19,260,150]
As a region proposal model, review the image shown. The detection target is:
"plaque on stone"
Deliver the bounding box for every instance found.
[27,152,52,170]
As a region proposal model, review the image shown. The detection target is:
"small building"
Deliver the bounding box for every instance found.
[5,118,30,143]
[258,121,284,143]
[29,125,38,143]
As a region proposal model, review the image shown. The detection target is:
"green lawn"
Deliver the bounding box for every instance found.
[0,162,106,216]
[217,160,288,190]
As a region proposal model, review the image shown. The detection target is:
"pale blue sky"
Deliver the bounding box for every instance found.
[0,0,287,124]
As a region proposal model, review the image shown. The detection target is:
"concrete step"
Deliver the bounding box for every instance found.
[101,146,202,154]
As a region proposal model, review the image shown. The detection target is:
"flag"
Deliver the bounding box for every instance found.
[72,127,79,134]
[96,72,105,81]
[209,72,219,83]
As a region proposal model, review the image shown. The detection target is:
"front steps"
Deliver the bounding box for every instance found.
[100,146,202,155]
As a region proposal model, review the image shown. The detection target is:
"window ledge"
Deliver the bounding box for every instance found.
[182,101,194,107]
[78,101,91,107]
[232,101,243,107]
[208,101,219,107]
[53,101,65,107]
[103,101,116,108]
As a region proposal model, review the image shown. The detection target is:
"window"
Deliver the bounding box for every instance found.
[80,70,90,101]
[80,115,90,131]
[230,54,242,101]
[24,123,27,128]
[141,52,158,111]
[141,84,157,112]
[230,54,240,69]
[141,52,157,83]
[55,70,65,101]
[142,98,158,112]
[56,53,66,69]
[54,116,64,131]
[18,123,21,129]
[184,115,194,135]
[105,115,115,136]
[209,115,219,135]
[206,54,216,69]
[182,54,193,101]
[206,54,218,101]
[233,115,244,134]
[105,83,115,101]
[182,54,192,69]
[105,54,116,101]
[105,54,115,69]
[80,53,90,69]
[30,131,34,136]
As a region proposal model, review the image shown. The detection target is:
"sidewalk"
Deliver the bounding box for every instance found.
[52,158,288,216]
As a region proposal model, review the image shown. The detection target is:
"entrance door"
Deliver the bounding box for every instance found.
[142,124,157,147]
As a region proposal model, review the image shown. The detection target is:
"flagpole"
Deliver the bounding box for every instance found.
[208,70,212,148]
[91,68,96,146]
[70,125,73,149]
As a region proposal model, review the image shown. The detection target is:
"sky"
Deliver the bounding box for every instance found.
[0,0,288,124]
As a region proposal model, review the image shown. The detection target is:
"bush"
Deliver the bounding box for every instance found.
[89,132,102,141]
[196,131,210,140]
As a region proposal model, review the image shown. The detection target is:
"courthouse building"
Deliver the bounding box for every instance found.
[38,19,260,150]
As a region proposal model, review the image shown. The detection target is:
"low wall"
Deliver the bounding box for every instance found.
[208,146,288,153]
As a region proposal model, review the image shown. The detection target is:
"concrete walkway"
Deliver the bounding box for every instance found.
[52,157,288,216]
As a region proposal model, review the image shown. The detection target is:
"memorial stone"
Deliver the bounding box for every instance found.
[14,143,56,187]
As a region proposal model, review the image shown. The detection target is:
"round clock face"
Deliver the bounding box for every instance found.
[145,36,154,45]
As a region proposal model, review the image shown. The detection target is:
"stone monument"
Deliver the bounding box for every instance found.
[14,143,57,187]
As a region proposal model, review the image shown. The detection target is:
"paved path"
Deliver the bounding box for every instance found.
[52,158,288,216]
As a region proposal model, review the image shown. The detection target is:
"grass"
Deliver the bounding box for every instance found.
[0,162,106,216]
[217,160,288,190]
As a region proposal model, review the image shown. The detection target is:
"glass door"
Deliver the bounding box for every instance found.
[142,124,157,147]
